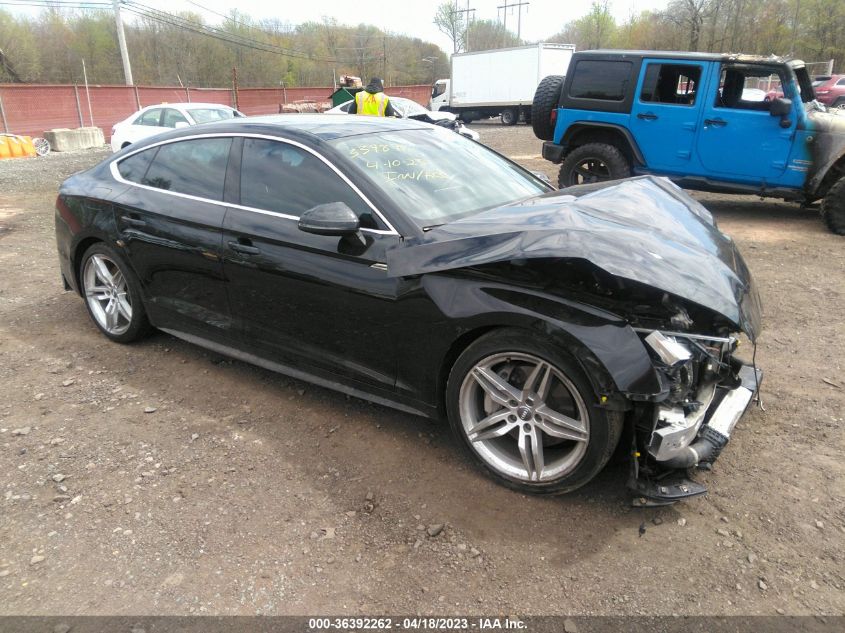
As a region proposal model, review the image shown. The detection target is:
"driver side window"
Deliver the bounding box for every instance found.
[239,138,380,229]
[135,108,163,126]
[715,65,784,110]
[162,108,189,128]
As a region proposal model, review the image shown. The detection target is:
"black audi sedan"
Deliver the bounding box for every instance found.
[55,115,762,500]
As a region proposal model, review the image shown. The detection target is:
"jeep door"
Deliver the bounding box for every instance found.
[696,63,794,184]
[630,60,709,175]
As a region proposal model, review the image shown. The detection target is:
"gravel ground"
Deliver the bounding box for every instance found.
[0,128,843,617]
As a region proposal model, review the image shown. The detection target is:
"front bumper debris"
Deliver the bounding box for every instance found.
[629,364,762,504]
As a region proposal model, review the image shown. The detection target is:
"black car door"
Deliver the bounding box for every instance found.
[110,136,237,342]
[221,136,404,392]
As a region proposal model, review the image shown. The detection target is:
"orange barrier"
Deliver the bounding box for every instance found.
[0,134,36,159]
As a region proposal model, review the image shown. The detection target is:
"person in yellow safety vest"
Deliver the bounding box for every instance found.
[348,78,397,117]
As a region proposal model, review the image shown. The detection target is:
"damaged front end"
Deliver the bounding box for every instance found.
[387,175,764,502]
[628,328,762,505]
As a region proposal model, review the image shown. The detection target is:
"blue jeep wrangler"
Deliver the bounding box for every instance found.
[532,50,845,235]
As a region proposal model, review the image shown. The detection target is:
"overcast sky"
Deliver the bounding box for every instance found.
[10,0,671,54]
[173,0,670,51]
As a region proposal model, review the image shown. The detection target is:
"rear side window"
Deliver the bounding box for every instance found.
[569,61,632,101]
[117,147,157,183]
[837,78,845,86]
[142,138,232,200]
[239,138,374,225]
[640,63,702,105]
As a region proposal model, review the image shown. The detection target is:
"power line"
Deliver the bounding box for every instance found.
[122,1,354,63]
[0,1,110,7]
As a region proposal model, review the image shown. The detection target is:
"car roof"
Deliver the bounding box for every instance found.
[122,114,434,148]
[140,102,234,110]
[576,49,801,66]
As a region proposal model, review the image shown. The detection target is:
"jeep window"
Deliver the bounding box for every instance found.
[569,60,632,101]
[640,63,701,106]
[715,66,786,110]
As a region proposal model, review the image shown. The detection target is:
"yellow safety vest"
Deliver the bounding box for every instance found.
[355,91,389,116]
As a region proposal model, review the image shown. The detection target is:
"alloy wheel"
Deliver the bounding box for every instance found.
[458,352,590,482]
[82,254,133,336]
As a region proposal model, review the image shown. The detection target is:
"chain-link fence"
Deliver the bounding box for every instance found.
[0,83,432,141]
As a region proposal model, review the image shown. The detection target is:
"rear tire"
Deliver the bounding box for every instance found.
[79,242,151,343]
[500,108,518,126]
[446,328,623,495]
[532,75,564,141]
[558,142,631,188]
[821,176,845,235]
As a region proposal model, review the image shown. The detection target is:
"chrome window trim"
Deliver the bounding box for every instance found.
[109,131,400,236]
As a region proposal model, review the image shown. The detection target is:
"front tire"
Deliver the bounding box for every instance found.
[558,142,631,188]
[821,176,845,235]
[79,243,151,343]
[446,329,623,495]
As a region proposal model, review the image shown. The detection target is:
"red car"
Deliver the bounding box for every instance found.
[813,74,845,107]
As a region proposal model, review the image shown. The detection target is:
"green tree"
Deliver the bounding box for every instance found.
[465,19,521,52]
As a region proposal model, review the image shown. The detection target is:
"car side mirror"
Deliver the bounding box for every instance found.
[174,121,190,129]
[298,202,361,236]
[769,97,793,127]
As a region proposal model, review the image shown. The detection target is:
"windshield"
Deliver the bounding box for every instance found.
[331,128,549,228]
[188,108,237,124]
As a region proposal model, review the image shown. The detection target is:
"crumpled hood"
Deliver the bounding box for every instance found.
[413,110,457,122]
[387,176,762,341]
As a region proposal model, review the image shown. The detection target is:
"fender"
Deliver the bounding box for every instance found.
[806,145,845,197]
[55,194,119,295]
[560,121,646,166]
[419,274,665,406]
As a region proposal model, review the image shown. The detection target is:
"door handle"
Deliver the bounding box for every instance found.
[228,240,260,255]
[120,215,146,227]
[637,113,658,120]
[704,118,728,127]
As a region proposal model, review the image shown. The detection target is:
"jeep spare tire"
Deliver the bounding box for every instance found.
[532,75,565,141]
[558,143,631,188]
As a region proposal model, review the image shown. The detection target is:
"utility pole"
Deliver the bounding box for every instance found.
[113,0,133,85]
[497,1,529,40]
[452,1,475,52]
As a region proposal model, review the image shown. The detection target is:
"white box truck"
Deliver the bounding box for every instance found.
[429,43,575,125]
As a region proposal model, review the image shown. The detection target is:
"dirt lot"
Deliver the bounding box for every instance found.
[0,123,843,617]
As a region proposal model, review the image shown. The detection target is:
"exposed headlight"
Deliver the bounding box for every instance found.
[644,331,692,366]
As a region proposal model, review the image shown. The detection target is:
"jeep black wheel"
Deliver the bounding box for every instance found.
[532,75,564,141]
[821,176,845,235]
[558,142,631,188]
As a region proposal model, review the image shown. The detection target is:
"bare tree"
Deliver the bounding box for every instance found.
[434,1,466,53]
